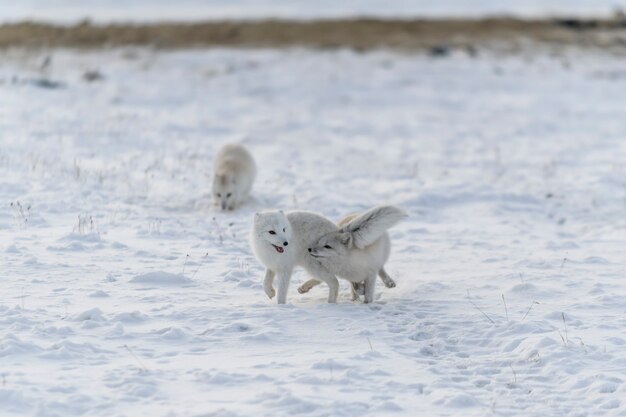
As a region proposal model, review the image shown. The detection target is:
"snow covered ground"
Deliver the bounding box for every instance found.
[2,0,626,23]
[1,47,625,416]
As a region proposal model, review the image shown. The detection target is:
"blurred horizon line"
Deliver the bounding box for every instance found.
[2,16,626,52]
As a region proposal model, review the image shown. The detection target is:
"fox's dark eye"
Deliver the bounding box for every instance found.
[283,228,286,232]
[269,231,276,235]
[324,245,332,249]
[226,193,232,198]
[217,193,221,198]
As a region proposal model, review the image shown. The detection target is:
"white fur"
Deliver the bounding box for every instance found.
[212,144,256,211]
[298,212,397,299]
[343,205,407,249]
[302,205,406,303]
[250,210,340,304]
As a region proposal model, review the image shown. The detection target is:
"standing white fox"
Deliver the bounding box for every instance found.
[250,210,341,304]
[299,206,406,303]
[212,144,256,211]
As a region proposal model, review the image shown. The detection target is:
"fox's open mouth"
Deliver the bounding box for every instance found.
[272,244,284,254]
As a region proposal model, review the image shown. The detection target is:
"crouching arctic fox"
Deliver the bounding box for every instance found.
[212,144,256,211]
[299,206,406,303]
[251,210,341,304]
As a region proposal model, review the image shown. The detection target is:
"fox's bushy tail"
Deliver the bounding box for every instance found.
[342,205,407,249]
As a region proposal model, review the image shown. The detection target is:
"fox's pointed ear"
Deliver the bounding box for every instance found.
[339,232,353,248]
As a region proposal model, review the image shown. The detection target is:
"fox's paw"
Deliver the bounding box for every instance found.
[385,280,396,288]
[297,285,310,294]
[265,287,276,299]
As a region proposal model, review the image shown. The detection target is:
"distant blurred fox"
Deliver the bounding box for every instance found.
[212,144,256,211]
[299,206,406,303]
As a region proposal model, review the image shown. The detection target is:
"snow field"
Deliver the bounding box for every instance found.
[1,47,625,416]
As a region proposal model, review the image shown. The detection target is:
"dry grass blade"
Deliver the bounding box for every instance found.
[522,301,539,321]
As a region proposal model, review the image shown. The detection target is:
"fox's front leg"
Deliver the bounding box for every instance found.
[363,275,377,304]
[304,260,339,303]
[263,268,276,299]
[276,272,292,304]
[298,279,321,294]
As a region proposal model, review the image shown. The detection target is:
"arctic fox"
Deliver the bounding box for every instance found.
[250,210,342,304]
[212,144,256,211]
[297,211,397,299]
[300,206,406,303]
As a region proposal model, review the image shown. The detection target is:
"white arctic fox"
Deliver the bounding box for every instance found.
[250,210,342,304]
[299,206,406,303]
[212,144,256,211]
[297,211,398,299]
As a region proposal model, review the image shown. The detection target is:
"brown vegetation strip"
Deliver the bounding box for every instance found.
[2,18,626,50]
